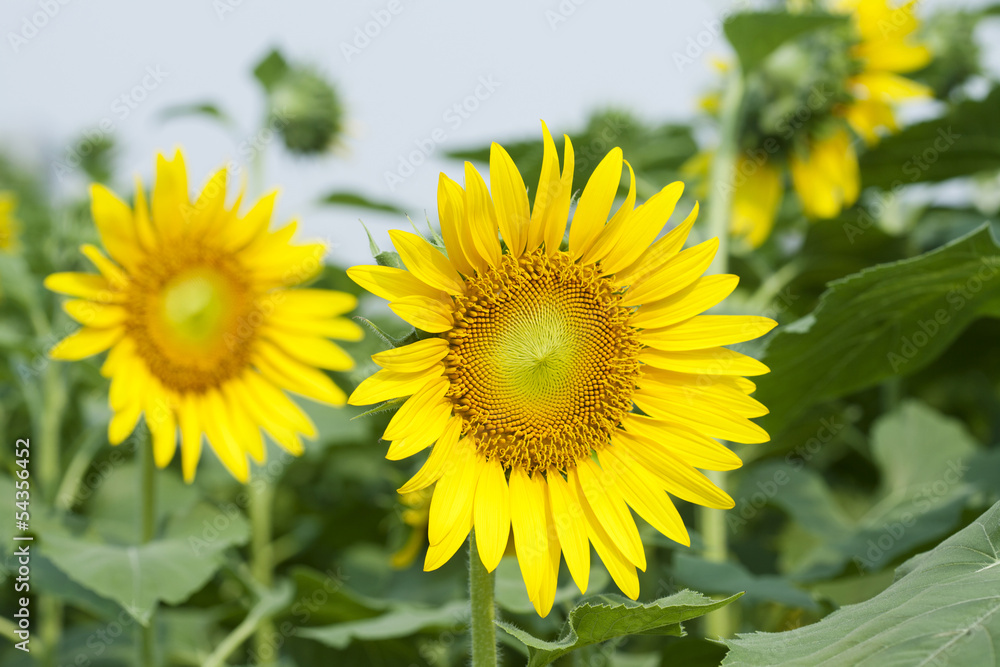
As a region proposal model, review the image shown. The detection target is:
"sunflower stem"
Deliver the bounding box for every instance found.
[468,533,497,667]
[701,65,745,641]
[250,478,277,664]
[138,429,157,666]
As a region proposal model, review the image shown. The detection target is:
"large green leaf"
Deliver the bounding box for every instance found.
[498,590,742,667]
[723,12,846,72]
[860,86,1000,188]
[41,503,249,624]
[723,500,1000,666]
[739,401,978,580]
[757,224,1000,434]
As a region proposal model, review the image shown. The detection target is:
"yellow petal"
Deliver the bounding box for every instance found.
[547,470,590,594]
[274,289,357,318]
[389,230,464,294]
[199,389,249,483]
[384,377,450,440]
[50,327,123,360]
[464,162,502,267]
[614,432,733,509]
[388,295,455,333]
[252,340,347,405]
[640,346,769,377]
[474,457,511,572]
[589,179,684,275]
[45,273,120,302]
[178,394,202,483]
[62,300,127,329]
[622,238,718,307]
[632,388,769,444]
[427,440,479,549]
[240,370,317,438]
[152,150,189,239]
[146,388,177,469]
[624,414,743,472]
[570,466,639,599]
[424,497,473,571]
[437,174,477,275]
[373,338,450,373]
[509,468,549,602]
[398,416,463,494]
[568,147,623,259]
[489,142,530,257]
[347,265,448,302]
[615,202,699,286]
[731,159,781,249]
[528,122,574,255]
[225,190,277,251]
[575,458,645,569]
[89,184,139,270]
[640,315,776,351]
[262,328,355,371]
[599,446,690,546]
[630,274,739,329]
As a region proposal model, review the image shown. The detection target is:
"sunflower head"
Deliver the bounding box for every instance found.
[348,123,776,616]
[0,191,22,253]
[46,151,362,482]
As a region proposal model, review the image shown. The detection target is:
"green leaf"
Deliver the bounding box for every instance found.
[320,190,406,215]
[158,102,234,127]
[757,224,1000,434]
[297,599,468,649]
[673,554,817,610]
[723,500,1000,666]
[498,590,742,667]
[41,503,249,624]
[742,401,978,580]
[723,12,846,72]
[253,48,290,92]
[860,86,1000,188]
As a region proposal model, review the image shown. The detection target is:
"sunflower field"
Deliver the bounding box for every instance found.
[2,1,1000,665]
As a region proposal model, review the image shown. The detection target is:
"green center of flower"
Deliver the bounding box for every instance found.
[161,270,233,345]
[494,301,575,406]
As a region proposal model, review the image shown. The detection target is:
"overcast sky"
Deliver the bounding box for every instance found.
[1,0,997,264]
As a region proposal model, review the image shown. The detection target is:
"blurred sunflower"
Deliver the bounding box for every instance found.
[723,0,931,246]
[46,151,361,482]
[0,191,21,252]
[349,123,775,616]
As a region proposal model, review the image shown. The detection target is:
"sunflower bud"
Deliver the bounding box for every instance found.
[269,66,344,155]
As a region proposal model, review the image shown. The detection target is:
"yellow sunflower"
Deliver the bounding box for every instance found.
[0,191,21,252]
[348,123,776,616]
[46,151,361,482]
[727,0,930,247]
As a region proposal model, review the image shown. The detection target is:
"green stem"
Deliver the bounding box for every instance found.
[250,479,276,664]
[469,533,497,667]
[139,432,157,666]
[700,67,745,641]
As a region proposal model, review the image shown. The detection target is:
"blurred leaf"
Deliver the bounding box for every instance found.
[757,224,1000,434]
[253,49,290,92]
[673,554,817,610]
[42,502,249,624]
[860,86,1000,188]
[320,191,406,215]
[723,12,846,72]
[159,102,235,128]
[744,401,978,580]
[723,500,1000,666]
[498,590,742,667]
[287,565,383,625]
[297,599,468,649]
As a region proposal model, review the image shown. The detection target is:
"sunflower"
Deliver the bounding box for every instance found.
[725,0,930,247]
[0,191,21,252]
[46,151,361,482]
[348,123,776,616]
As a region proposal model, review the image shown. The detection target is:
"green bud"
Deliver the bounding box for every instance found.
[270,66,344,155]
